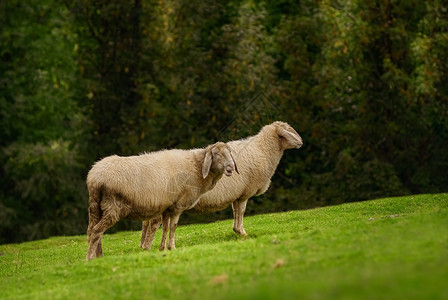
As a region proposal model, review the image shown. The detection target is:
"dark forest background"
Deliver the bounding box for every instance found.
[1,0,447,244]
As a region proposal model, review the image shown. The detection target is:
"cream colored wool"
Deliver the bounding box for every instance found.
[140,121,303,250]
[86,142,237,260]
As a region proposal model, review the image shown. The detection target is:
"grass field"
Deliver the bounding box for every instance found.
[0,194,447,299]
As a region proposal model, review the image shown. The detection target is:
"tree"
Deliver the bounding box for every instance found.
[410,0,448,192]
[0,0,89,243]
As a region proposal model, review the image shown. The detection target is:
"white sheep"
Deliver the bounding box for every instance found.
[140,121,303,250]
[86,142,238,260]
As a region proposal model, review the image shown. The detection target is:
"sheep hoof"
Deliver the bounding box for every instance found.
[233,228,247,236]
[140,240,153,250]
[141,244,151,250]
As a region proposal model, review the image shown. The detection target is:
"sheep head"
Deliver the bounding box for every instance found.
[272,121,303,150]
[202,142,239,179]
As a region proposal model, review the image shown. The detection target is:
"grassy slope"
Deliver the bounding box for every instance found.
[0,194,447,300]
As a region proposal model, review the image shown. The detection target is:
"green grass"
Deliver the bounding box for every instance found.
[1,194,447,300]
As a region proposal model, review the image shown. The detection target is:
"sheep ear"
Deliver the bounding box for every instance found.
[231,153,239,174]
[278,128,302,146]
[202,149,213,179]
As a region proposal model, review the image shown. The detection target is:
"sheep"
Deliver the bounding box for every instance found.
[86,141,238,260]
[140,121,303,250]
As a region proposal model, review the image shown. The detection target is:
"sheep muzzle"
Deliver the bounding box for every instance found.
[224,164,235,176]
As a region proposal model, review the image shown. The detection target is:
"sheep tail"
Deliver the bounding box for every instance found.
[86,185,103,243]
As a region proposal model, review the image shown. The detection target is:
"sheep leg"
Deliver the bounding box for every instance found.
[86,213,119,261]
[231,201,239,233]
[159,212,170,251]
[96,237,103,257]
[86,190,102,244]
[141,216,162,250]
[167,212,181,250]
[232,199,248,236]
[87,209,100,244]
[140,220,150,248]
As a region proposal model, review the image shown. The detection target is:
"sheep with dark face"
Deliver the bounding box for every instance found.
[86,142,238,260]
[140,121,303,250]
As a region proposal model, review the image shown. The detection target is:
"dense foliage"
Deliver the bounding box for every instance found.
[1,0,447,243]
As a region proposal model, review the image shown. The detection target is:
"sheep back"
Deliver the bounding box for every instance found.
[87,149,202,214]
